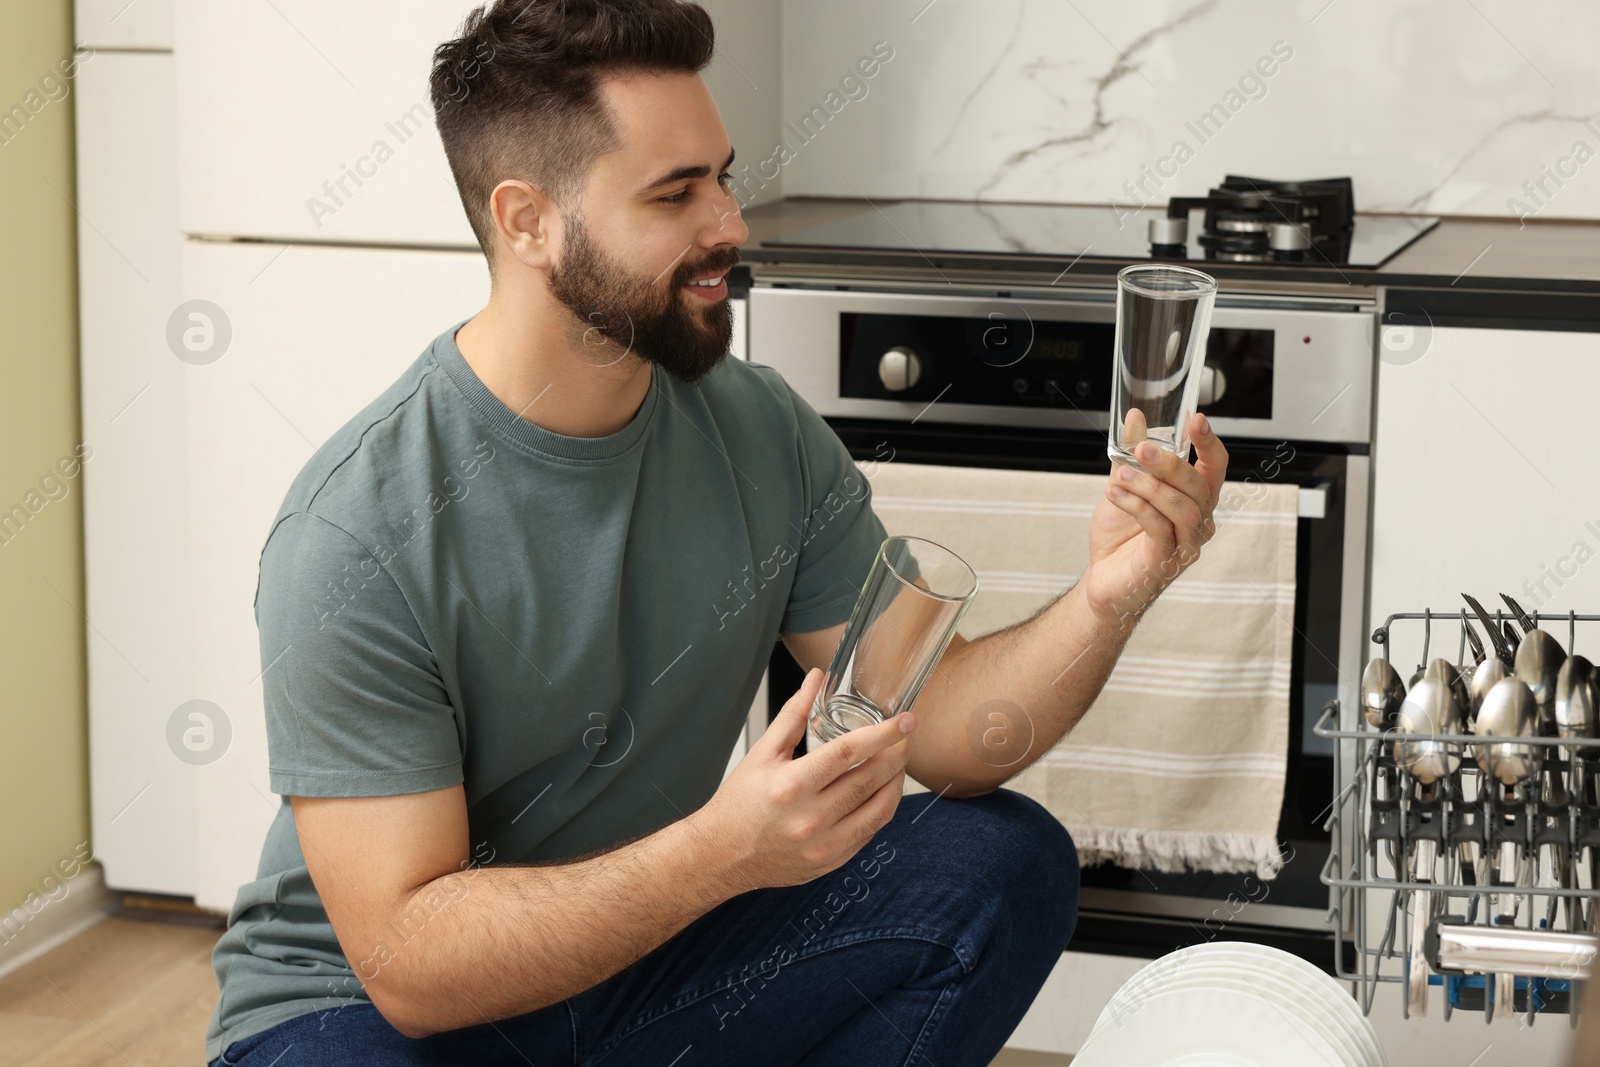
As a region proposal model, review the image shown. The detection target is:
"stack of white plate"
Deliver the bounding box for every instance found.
[1072,942,1387,1066]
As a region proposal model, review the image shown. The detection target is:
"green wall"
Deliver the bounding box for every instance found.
[0,0,89,913]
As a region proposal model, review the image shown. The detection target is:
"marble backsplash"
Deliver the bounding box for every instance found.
[765,0,1600,221]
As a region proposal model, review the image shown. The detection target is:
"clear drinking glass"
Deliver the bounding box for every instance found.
[807,535,979,748]
[1108,263,1218,470]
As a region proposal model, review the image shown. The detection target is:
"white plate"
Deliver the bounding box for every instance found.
[1094,943,1366,1026]
[1096,961,1368,1058]
[1098,970,1369,1067]
[1073,985,1351,1067]
[1087,943,1384,1067]
[1159,947,1384,1067]
[1119,950,1381,1067]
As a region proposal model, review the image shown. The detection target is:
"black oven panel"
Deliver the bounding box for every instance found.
[839,311,1274,420]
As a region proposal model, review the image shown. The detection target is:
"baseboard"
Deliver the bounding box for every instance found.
[0,864,112,979]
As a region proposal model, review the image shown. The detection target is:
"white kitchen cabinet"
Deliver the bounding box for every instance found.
[173,0,478,246]
[172,0,782,245]
[77,0,173,50]
[181,241,491,910]
[76,50,193,896]
[1371,325,1600,668]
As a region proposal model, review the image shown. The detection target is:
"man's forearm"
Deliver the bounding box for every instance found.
[910,578,1135,796]
[364,813,736,1038]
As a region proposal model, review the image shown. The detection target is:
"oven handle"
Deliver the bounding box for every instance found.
[1298,481,1332,520]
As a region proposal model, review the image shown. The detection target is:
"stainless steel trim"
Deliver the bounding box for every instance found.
[1434,923,1598,979]
[1334,452,1372,941]
[1078,887,1334,932]
[748,287,1376,445]
[749,263,1380,303]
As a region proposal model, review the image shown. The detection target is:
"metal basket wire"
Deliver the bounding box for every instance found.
[1315,607,1600,1026]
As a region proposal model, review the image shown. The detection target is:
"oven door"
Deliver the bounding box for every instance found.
[764,417,1367,972]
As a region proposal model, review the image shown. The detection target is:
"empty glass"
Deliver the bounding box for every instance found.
[807,536,978,748]
[1108,263,1217,470]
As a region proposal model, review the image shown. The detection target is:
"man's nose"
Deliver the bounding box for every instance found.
[704,197,749,247]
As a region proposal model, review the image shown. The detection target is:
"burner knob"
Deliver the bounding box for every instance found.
[878,346,922,392]
[1148,216,1188,246]
[1269,222,1311,251]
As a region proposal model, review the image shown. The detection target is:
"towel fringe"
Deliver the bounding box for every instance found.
[1064,825,1286,881]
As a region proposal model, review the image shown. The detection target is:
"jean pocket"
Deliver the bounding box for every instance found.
[217,1025,273,1066]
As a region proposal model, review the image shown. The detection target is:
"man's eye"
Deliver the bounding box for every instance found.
[660,173,733,205]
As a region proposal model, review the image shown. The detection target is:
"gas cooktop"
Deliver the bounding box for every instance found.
[765,178,1438,270]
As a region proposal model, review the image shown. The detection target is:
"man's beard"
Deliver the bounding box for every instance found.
[548,213,739,387]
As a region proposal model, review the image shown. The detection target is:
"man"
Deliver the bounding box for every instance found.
[204,1,1229,1064]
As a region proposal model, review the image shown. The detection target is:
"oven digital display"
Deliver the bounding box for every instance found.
[839,311,1273,419]
[1032,336,1086,361]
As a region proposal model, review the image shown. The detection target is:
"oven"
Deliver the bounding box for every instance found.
[748,270,1372,971]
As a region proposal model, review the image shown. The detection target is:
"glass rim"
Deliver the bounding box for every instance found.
[1117,262,1218,299]
[878,535,978,602]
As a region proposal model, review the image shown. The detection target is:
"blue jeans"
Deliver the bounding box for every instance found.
[213,788,1079,1067]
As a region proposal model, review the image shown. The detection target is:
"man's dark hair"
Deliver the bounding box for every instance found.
[430,0,715,265]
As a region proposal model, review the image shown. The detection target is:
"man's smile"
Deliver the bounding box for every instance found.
[683,270,729,301]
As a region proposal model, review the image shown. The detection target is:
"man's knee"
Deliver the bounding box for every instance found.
[972,790,1075,921]
[960,788,1080,942]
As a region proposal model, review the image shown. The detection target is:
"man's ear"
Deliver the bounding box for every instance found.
[487,178,562,272]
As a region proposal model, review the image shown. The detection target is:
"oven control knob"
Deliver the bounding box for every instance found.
[1269,221,1311,251]
[1197,364,1227,406]
[878,346,922,392]
[1148,216,1188,246]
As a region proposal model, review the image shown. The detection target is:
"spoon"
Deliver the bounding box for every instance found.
[1514,627,1568,735]
[1468,657,1508,729]
[1474,675,1539,1024]
[1515,627,1570,839]
[1554,655,1596,742]
[1475,676,1539,787]
[1394,676,1459,1019]
[1424,658,1482,908]
[1542,659,1593,934]
[1394,677,1461,784]
[1360,657,1406,730]
[1404,835,1440,1019]
[1425,658,1471,722]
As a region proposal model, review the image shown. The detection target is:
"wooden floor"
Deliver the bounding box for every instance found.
[0,915,1069,1065]
[0,916,222,1066]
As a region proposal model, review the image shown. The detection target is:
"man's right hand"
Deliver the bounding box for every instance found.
[693,667,917,895]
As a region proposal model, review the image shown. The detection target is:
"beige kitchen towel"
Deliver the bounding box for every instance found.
[870,461,1298,878]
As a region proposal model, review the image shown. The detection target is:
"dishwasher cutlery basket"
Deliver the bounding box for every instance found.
[1317,608,1600,1026]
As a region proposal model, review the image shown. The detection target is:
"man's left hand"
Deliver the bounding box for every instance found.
[1079,412,1230,628]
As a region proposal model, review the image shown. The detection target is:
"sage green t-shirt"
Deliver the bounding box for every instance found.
[204,320,888,1060]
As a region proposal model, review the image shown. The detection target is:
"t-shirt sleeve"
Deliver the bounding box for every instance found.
[778,382,890,634]
[255,511,463,798]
